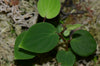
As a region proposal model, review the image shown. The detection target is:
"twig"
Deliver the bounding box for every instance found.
[58,33,68,51]
[58,24,69,51]
[43,17,46,22]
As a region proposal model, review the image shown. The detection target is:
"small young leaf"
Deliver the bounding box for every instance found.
[14,31,35,60]
[19,23,59,53]
[59,20,64,24]
[66,24,82,30]
[63,30,71,36]
[70,30,97,56]
[56,25,63,33]
[56,50,76,66]
[37,0,61,19]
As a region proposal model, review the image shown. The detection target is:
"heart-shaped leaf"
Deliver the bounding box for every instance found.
[14,31,35,60]
[70,30,97,56]
[19,23,59,53]
[37,0,61,19]
[56,50,76,66]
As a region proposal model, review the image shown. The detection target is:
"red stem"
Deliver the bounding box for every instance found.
[58,33,68,51]
[43,17,46,22]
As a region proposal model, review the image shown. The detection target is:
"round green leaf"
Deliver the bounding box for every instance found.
[63,30,71,36]
[70,30,97,56]
[37,0,61,19]
[14,31,35,60]
[56,50,76,66]
[19,23,59,53]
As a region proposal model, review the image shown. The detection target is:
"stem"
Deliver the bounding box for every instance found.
[58,33,68,51]
[58,18,73,50]
[61,24,66,34]
[43,17,46,22]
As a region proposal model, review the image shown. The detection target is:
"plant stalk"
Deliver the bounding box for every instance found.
[43,17,46,22]
[58,33,68,51]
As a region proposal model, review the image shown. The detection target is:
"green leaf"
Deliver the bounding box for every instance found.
[19,23,59,53]
[37,0,61,19]
[70,30,97,56]
[66,24,82,30]
[63,30,71,36]
[56,50,76,66]
[59,20,64,24]
[56,25,63,33]
[14,31,35,60]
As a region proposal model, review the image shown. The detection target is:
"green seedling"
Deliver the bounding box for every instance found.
[14,0,97,66]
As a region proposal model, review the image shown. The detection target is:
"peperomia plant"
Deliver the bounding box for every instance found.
[14,0,97,66]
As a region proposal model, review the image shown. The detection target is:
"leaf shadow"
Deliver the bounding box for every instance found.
[14,47,58,66]
[37,15,60,27]
[72,33,82,39]
[32,47,58,65]
[19,48,36,55]
[14,48,37,66]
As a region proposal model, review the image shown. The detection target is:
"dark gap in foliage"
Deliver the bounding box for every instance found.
[19,48,37,56]
[32,47,58,65]
[24,17,31,20]
[72,34,82,38]
[72,49,96,62]
[22,26,29,30]
[37,15,60,27]
[14,47,58,66]
[14,59,34,66]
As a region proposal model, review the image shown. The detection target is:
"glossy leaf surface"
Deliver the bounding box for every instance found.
[70,30,97,56]
[19,23,59,53]
[14,31,35,60]
[37,0,61,19]
[56,50,76,66]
